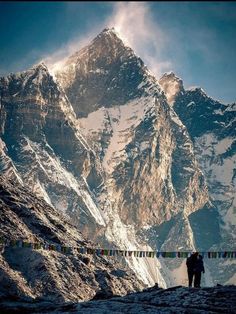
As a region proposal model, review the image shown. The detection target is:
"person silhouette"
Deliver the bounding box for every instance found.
[186,252,199,287]
[193,254,205,288]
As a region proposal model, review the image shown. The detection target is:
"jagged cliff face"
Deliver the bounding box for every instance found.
[56,28,209,228]
[54,29,219,286]
[159,73,236,247]
[176,89,236,246]
[0,64,105,233]
[159,72,184,105]
[159,73,236,284]
[0,175,144,302]
[0,28,232,288]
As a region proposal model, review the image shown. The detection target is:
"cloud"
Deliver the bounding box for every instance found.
[0,48,44,77]
[107,2,172,76]
[42,2,172,77]
[41,30,96,74]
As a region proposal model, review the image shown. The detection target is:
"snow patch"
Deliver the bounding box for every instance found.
[187,101,195,108]
[79,97,154,173]
[170,110,184,127]
[194,133,236,233]
[215,138,234,155]
[214,109,224,115]
[22,137,106,226]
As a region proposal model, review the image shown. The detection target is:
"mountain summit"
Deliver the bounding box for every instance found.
[159,72,184,105]
[55,27,161,117]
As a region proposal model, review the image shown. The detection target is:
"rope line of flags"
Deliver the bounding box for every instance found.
[1,239,236,259]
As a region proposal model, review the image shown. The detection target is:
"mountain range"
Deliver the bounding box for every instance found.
[0,28,235,297]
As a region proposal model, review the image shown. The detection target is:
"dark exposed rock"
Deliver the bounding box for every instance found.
[0,176,145,302]
[173,88,235,139]
[0,285,235,313]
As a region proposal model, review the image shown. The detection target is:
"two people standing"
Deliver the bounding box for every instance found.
[186,252,205,288]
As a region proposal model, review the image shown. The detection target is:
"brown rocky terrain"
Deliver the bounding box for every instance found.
[0,175,145,303]
[1,284,235,313]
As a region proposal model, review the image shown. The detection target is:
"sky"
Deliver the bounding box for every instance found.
[0,1,236,103]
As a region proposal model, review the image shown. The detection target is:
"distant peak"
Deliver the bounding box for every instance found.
[160,71,182,81]
[95,27,123,43]
[159,72,184,105]
[4,62,50,82]
[186,86,206,95]
[102,27,116,33]
[162,71,175,77]
[32,62,48,72]
[63,27,129,68]
[101,27,120,36]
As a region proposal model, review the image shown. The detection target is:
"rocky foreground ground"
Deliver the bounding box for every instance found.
[0,284,235,314]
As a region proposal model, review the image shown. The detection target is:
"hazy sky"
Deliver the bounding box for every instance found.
[0,1,236,103]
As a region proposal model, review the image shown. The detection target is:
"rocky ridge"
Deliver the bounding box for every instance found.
[1,285,236,313]
[0,175,144,302]
[159,72,236,248]
[159,72,236,285]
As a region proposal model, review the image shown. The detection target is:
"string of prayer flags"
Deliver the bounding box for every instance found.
[1,239,235,259]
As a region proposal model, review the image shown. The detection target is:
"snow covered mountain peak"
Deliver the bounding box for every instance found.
[160,71,179,79]
[62,26,131,71]
[55,29,161,117]
[100,26,117,34]
[0,62,61,109]
[1,61,49,84]
[159,71,184,105]
[32,61,48,72]
[95,27,124,44]
[186,86,206,94]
